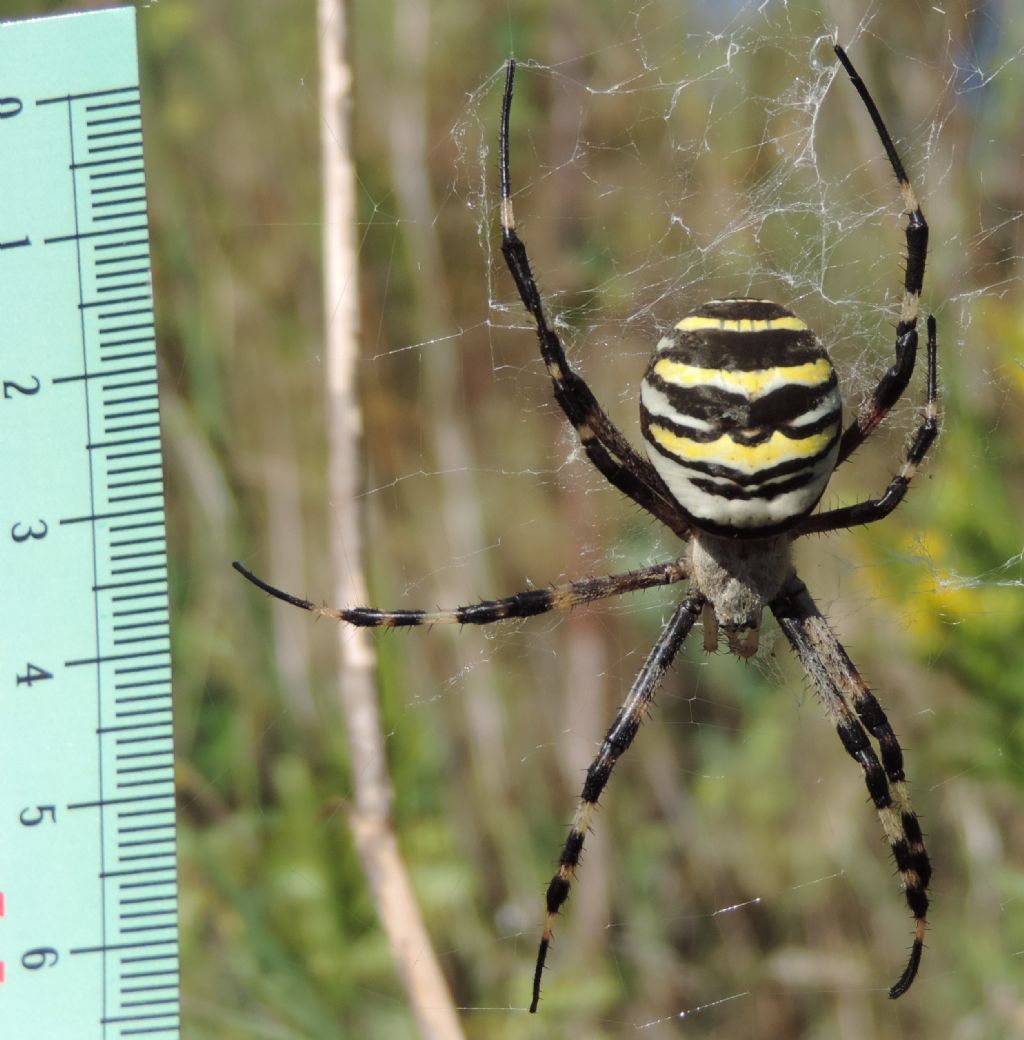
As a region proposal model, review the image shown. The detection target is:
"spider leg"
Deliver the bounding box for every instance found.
[499,61,691,541]
[233,558,688,627]
[797,316,938,535]
[832,44,929,466]
[530,594,704,1012]
[772,577,930,999]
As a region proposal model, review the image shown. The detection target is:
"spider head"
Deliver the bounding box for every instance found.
[690,531,792,658]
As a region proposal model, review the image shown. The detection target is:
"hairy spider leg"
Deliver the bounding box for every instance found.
[499,61,691,541]
[831,44,931,466]
[531,595,704,1013]
[798,315,938,534]
[232,558,689,627]
[772,578,931,998]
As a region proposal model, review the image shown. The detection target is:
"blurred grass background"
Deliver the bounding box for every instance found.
[10,0,1024,1036]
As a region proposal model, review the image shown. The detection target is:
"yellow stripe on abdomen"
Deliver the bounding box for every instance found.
[651,356,833,397]
[647,422,838,474]
[674,314,808,333]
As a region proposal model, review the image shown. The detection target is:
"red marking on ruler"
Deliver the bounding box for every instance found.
[0,961,4,983]
[0,890,5,916]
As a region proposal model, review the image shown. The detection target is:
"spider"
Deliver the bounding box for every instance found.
[234,44,937,1011]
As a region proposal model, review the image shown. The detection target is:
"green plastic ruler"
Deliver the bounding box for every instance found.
[0,8,179,1038]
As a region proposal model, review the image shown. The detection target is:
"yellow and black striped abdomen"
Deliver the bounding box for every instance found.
[640,300,841,536]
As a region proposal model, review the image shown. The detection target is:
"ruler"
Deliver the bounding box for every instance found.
[0,8,179,1038]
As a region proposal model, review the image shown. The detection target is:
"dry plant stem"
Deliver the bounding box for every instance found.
[318,3,463,1036]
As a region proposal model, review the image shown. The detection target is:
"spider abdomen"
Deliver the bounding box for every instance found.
[640,299,842,536]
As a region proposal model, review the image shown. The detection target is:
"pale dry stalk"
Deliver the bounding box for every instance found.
[318,3,464,1036]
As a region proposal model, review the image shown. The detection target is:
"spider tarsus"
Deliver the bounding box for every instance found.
[232,561,316,612]
[833,44,912,188]
[888,937,923,999]
[500,59,517,232]
[530,936,550,1013]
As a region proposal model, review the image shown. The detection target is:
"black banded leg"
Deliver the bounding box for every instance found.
[798,316,938,535]
[530,594,703,1013]
[811,600,931,997]
[233,558,688,627]
[772,578,930,999]
[832,44,929,465]
[499,61,690,541]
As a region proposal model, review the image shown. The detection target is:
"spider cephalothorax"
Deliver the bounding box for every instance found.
[690,529,792,657]
[236,44,938,1012]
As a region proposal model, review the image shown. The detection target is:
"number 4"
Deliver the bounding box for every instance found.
[16,663,53,687]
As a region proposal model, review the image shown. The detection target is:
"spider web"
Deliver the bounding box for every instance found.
[343,3,1021,1035]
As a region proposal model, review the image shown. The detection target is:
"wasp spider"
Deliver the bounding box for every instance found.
[235,44,937,1011]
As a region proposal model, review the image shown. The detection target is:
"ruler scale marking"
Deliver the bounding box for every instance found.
[1,10,180,1038]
